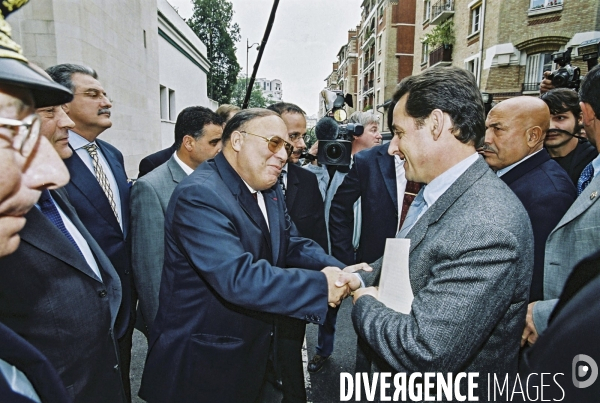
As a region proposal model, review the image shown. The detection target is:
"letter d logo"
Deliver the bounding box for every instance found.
[572,354,598,388]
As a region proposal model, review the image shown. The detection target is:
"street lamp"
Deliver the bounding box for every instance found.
[246,39,260,93]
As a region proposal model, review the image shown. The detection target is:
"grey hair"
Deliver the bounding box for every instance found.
[46,64,98,92]
[349,110,379,127]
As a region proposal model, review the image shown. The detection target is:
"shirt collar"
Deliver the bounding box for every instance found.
[68,130,94,150]
[173,151,195,176]
[496,149,542,177]
[282,163,288,173]
[423,152,480,208]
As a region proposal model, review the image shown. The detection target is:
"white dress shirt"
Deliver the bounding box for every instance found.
[394,155,408,229]
[243,181,269,231]
[496,149,542,177]
[69,130,123,229]
[173,151,195,176]
[0,359,41,403]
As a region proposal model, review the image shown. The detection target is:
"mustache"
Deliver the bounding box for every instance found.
[98,108,111,116]
[478,144,497,153]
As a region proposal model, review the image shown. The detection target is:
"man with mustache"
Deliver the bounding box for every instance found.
[481,96,576,305]
[47,64,135,400]
[540,88,598,186]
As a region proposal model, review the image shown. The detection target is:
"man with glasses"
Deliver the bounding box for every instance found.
[0,68,128,403]
[47,63,135,400]
[140,108,368,403]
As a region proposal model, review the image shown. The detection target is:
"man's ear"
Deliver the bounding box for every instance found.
[580,102,596,126]
[526,126,543,147]
[429,109,444,140]
[230,131,244,152]
[182,135,194,151]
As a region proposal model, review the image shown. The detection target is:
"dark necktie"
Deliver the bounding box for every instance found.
[399,181,422,230]
[577,162,594,195]
[38,189,82,255]
[278,169,287,198]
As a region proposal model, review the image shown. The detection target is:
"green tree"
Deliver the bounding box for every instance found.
[187,0,241,104]
[230,77,277,108]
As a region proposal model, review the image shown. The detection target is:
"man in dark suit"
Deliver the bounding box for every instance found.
[481,96,576,303]
[0,9,73,400]
[267,102,328,402]
[47,64,134,400]
[137,142,177,178]
[351,67,534,400]
[0,61,126,402]
[139,109,364,403]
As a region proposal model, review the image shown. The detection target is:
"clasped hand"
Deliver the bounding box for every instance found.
[321,263,372,308]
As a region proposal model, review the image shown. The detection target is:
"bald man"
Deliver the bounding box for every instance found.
[481,96,576,305]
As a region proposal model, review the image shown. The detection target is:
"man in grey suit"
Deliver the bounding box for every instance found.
[349,67,534,399]
[523,64,600,346]
[131,106,223,332]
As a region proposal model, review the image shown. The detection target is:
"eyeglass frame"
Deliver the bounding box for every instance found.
[72,89,113,103]
[240,131,293,158]
[0,114,41,158]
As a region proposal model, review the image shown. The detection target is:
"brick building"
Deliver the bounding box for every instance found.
[415,0,600,100]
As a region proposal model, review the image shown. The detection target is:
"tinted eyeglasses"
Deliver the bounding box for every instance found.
[73,89,113,103]
[0,114,41,158]
[241,131,293,158]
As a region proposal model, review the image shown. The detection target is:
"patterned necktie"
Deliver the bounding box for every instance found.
[38,189,82,255]
[278,168,287,198]
[82,143,119,221]
[577,162,594,195]
[399,181,422,231]
[397,187,427,238]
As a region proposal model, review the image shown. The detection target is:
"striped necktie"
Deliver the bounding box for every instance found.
[83,143,119,221]
[399,181,422,230]
[397,187,427,238]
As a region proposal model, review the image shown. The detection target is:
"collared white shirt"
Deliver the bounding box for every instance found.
[173,151,194,176]
[0,359,41,403]
[242,180,269,231]
[69,130,122,229]
[496,149,543,177]
[37,193,103,281]
[394,155,408,229]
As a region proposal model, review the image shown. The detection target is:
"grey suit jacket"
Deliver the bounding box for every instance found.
[352,157,533,391]
[131,155,187,330]
[533,173,600,333]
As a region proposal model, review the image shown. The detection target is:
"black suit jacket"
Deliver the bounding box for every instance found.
[137,143,177,178]
[0,322,71,403]
[0,189,125,403]
[500,149,576,301]
[553,139,598,186]
[285,163,328,251]
[62,139,132,338]
[329,144,399,265]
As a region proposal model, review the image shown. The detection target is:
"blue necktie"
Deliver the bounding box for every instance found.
[38,190,82,256]
[397,187,428,238]
[577,162,594,195]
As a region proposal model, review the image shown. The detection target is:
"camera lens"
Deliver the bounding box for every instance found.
[325,142,344,163]
[552,69,569,87]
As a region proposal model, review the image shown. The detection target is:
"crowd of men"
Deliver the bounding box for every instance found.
[2,2,600,403]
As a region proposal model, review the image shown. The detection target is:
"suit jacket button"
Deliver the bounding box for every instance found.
[316,316,321,321]
[98,290,108,298]
[113,364,119,372]
[124,270,130,275]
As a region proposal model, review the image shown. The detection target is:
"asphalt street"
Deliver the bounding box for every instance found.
[130,298,358,403]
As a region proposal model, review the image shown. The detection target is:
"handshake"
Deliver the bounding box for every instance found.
[321,263,372,308]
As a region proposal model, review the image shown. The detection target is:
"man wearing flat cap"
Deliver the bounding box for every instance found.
[0,2,127,402]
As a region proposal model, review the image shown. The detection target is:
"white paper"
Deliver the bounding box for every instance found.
[378,238,413,313]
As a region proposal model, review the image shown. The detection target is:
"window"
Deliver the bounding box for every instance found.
[465,55,480,83]
[168,89,176,121]
[377,90,380,105]
[524,52,553,91]
[470,4,481,35]
[378,36,382,51]
[530,0,563,10]
[421,42,429,64]
[423,0,431,22]
[160,85,176,121]
[377,62,381,78]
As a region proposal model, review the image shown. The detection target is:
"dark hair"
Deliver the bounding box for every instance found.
[215,104,240,122]
[174,106,224,148]
[267,102,306,116]
[387,66,485,146]
[46,64,98,91]
[540,88,581,116]
[222,108,279,144]
[580,64,600,117]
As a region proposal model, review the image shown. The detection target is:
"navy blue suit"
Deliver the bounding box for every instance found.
[500,149,576,302]
[137,143,177,178]
[329,144,400,265]
[139,153,343,403]
[0,322,71,403]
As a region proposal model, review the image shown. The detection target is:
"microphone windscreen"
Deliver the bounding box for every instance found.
[315,117,339,141]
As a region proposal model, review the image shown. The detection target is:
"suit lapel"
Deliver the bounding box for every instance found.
[377,148,398,213]
[500,149,550,186]
[264,187,282,264]
[167,155,187,184]
[285,165,300,212]
[96,140,130,237]
[19,200,102,283]
[552,175,600,232]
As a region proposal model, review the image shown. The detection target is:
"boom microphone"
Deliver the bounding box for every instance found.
[315,116,339,141]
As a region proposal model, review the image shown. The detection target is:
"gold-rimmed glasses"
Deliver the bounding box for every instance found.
[0,114,41,158]
[73,89,113,103]
[241,131,293,158]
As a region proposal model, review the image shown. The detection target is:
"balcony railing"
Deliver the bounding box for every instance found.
[363,55,375,70]
[429,45,452,67]
[363,80,374,93]
[522,82,540,92]
[430,0,454,25]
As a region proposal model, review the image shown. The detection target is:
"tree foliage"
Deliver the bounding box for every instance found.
[230,77,277,109]
[187,0,241,104]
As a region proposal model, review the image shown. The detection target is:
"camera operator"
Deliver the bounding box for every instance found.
[540,88,598,186]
